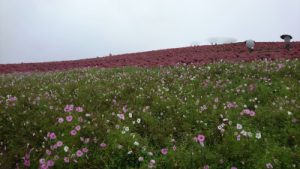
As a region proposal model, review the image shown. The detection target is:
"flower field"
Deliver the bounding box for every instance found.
[0,59,300,168]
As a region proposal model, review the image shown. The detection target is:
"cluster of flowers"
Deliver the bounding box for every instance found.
[235,123,262,141]
[240,109,256,117]
[0,95,17,106]
[31,105,88,169]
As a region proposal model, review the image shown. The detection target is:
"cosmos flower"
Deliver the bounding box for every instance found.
[58,117,64,123]
[249,111,256,117]
[75,125,81,131]
[266,163,273,169]
[100,143,107,149]
[256,132,262,139]
[70,130,77,136]
[117,113,125,120]
[138,157,144,162]
[66,115,73,122]
[82,147,89,153]
[46,149,52,156]
[197,134,205,143]
[39,164,48,169]
[39,158,46,165]
[64,146,69,152]
[47,160,54,167]
[161,148,168,155]
[236,124,243,130]
[75,106,83,112]
[48,132,56,140]
[148,159,156,168]
[64,157,70,163]
[76,150,83,157]
[203,165,209,169]
[64,104,74,112]
[56,141,63,147]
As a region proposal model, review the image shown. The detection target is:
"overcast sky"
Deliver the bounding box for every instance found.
[1,0,300,64]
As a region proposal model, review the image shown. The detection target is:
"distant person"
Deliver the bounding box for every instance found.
[245,40,255,52]
[280,34,293,50]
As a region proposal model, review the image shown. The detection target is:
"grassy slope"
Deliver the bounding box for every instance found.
[0,59,299,169]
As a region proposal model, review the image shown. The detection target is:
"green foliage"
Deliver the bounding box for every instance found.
[0,59,299,168]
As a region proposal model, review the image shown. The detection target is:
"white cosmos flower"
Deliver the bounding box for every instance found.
[241,130,247,136]
[247,132,253,137]
[129,113,132,118]
[236,124,243,130]
[134,141,139,146]
[256,132,262,139]
[64,146,69,152]
[137,118,141,124]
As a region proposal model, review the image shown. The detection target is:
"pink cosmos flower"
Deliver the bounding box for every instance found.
[76,150,83,157]
[58,117,64,123]
[56,141,63,147]
[8,96,17,102]
[249,111,256,117]
[39,163,48,169]
[49,132,56,140]
[52,144,58,149]
[227,102,238,109]
[82,147,89,153]
[243,109,251,115]
[241,109,256,117]
[64,157,70,163]
[277,63,285,69]
[197,134,205,143]
[75,125,81,131]
[23,159,30,167]
[117,113,125,120]
[100,143,107,149]
[64,104,74,112]
[70,130,77,136]
[66,115,73,122]
[122,106,128,113]
[266,163,273,169]
[46,149,52,156]
[75,106,83,112]
[203,165,209,169]
[47,160,54,167]
[161,148,168,155]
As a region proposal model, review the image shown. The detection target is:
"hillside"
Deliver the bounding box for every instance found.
[1,42,300,74]
[0,59,299,168]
